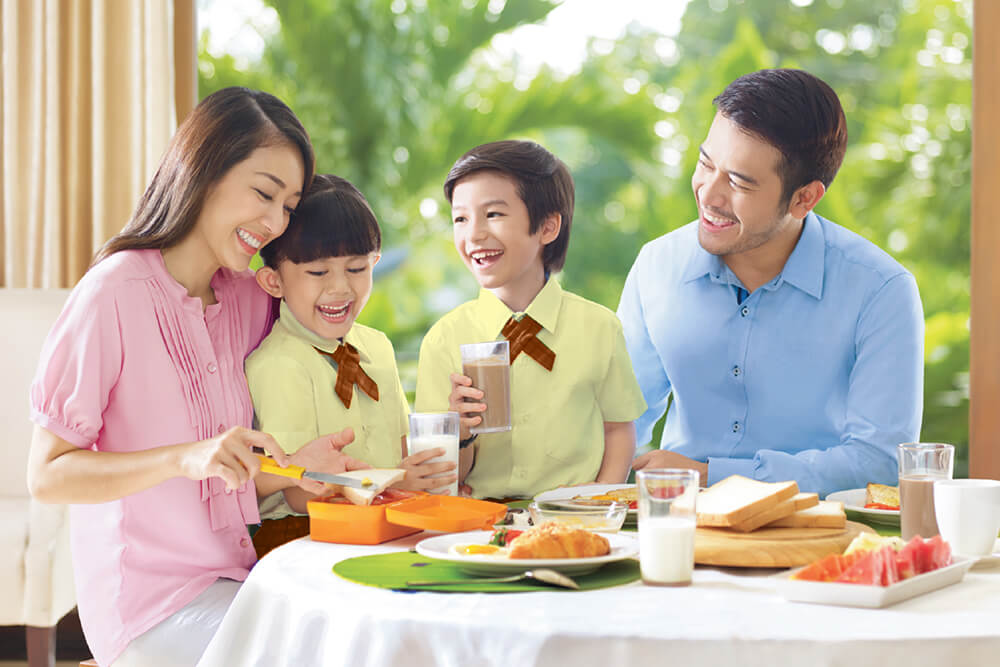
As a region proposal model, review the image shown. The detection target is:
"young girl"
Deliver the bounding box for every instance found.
[247,173,456,519]
[26,88,364,667]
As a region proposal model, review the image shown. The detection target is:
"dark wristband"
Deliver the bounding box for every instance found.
[459,434,478,449]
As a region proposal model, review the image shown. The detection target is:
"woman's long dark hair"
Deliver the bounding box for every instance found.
[93,87,314,265]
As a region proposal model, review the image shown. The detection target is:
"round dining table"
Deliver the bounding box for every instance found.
[196,527,1000,667]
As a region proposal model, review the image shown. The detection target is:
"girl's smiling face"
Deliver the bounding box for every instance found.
[259,253,379,340]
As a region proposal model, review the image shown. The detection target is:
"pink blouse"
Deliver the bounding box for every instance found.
[30,249,274,667]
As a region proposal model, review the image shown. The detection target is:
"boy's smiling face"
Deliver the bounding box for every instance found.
[451,170,559,311]
[257,253,379,341]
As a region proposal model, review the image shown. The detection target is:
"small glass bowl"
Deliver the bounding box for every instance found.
[528,500,629,533]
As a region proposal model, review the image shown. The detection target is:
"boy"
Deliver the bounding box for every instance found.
[415,140,646,499]
[247,174,456,519]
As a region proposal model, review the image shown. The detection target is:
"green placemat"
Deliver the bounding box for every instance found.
[333,551,640,593]
[844,510,901,537]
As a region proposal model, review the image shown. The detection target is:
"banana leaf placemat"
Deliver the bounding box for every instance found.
[333,551,640,593]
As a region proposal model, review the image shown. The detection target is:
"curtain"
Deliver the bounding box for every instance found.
[0,0,196,288]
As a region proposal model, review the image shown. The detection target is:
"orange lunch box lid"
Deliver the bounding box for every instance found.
[307,491,425,545]
[384,495,508,532]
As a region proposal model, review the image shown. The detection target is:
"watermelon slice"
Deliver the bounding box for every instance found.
[792,550,866,582]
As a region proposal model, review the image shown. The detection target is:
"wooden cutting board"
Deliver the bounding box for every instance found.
[695,520,875,567]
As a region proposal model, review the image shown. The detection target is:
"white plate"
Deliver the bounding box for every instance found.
[534,483,638,517]
[415,530,639,576]
[777,556,974,608]
[826,488,899,527]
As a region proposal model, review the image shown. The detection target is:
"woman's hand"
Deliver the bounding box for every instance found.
[396,447,457,493]
[178,426,289,492]
[449,372,484,440]
[287,428,369,495]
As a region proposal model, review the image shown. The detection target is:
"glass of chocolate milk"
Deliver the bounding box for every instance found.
[898,442,954,540]
[460,341,511,434]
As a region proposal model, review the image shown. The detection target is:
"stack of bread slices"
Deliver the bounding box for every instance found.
[696,475,845,532]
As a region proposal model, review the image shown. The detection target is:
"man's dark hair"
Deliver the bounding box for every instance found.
[713,68,848,203]
[260,173,380,267]
[443,140,574,273]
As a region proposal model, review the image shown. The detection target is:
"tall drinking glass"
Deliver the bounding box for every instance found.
[898,442,954,540]
[636,469,700,586]
[408,412,460,496]
[460,341,511,434]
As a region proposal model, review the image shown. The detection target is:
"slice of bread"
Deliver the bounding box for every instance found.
[730,492,820,532]
[338,469,406,506]
[864,483,899,508]
[696,475,799,527]
[767,500,846,529]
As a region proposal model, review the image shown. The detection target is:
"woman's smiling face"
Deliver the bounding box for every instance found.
[194,144,305,272]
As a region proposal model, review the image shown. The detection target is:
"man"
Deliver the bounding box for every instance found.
[618,69,923,497]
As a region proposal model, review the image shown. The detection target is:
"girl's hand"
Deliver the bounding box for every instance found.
[449,372,484,440]
[290,428,370,495]
[396,447,457,493]
[179,426,288,492]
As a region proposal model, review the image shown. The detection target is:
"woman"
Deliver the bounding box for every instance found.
[26,87,361,667]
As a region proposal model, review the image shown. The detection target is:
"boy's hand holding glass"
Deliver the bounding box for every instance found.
[396,447,458,493]
[449,372,485,440]
[286,428,370,495]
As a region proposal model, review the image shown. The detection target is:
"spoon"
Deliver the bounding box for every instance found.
[407,568,580,590]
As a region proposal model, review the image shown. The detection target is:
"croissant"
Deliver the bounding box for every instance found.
[508,521,611,559]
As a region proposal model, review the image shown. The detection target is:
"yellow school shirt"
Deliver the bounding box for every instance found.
[246,300,409,467]
[415,279,646,499]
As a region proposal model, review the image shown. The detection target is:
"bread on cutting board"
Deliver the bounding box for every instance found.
[729,491,819,532]
[696,475,799,527]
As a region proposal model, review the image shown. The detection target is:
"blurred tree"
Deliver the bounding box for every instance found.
[199,0,971,471]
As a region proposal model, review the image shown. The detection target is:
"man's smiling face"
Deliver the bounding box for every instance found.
[692,112,800,259]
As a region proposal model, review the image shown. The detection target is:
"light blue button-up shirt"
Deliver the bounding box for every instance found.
[617,212,923,497]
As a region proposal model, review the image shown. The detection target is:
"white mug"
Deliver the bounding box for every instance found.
[933,479,1000,557]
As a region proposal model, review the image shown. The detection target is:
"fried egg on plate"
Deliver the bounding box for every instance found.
[449,543,510,558]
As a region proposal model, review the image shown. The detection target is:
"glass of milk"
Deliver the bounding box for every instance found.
[636,468,700,586]
[407,412,460,496]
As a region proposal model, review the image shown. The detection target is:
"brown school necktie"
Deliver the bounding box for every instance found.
[501,314,556,371]
[313,343,379,408]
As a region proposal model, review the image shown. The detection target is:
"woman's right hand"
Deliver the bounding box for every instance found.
[178,426,289,492]
[449,372,484,440]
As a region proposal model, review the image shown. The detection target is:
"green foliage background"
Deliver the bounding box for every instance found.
[199,0,972,473]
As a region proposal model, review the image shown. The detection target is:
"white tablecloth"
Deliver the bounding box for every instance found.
[199,533,1000,667]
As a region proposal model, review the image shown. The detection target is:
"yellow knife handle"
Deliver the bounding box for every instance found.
[255,454,306,480]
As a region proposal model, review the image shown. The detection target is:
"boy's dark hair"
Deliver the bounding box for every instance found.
[443,140,574,273]
[260,173,381,267]
[713,68,847,204]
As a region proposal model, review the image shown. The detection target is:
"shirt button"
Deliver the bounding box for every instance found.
[240,537,250,548]
[218,424,226,434]
[207,362,218,373]
[732,366,741,377]
[732,421,741,432]
[741,306,749,317]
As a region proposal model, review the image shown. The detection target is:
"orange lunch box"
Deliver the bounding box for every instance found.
[307,492,508,545]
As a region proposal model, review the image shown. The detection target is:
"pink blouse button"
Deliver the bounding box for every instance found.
[240,537,250,548]
[217,424,225,434]
[207,362,218,373]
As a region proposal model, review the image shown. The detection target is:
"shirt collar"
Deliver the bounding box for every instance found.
[277,300,372,362]
[681,242,725,285]
[774,211,825,300]
[475,278,564,337]
[680,212,825,300]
